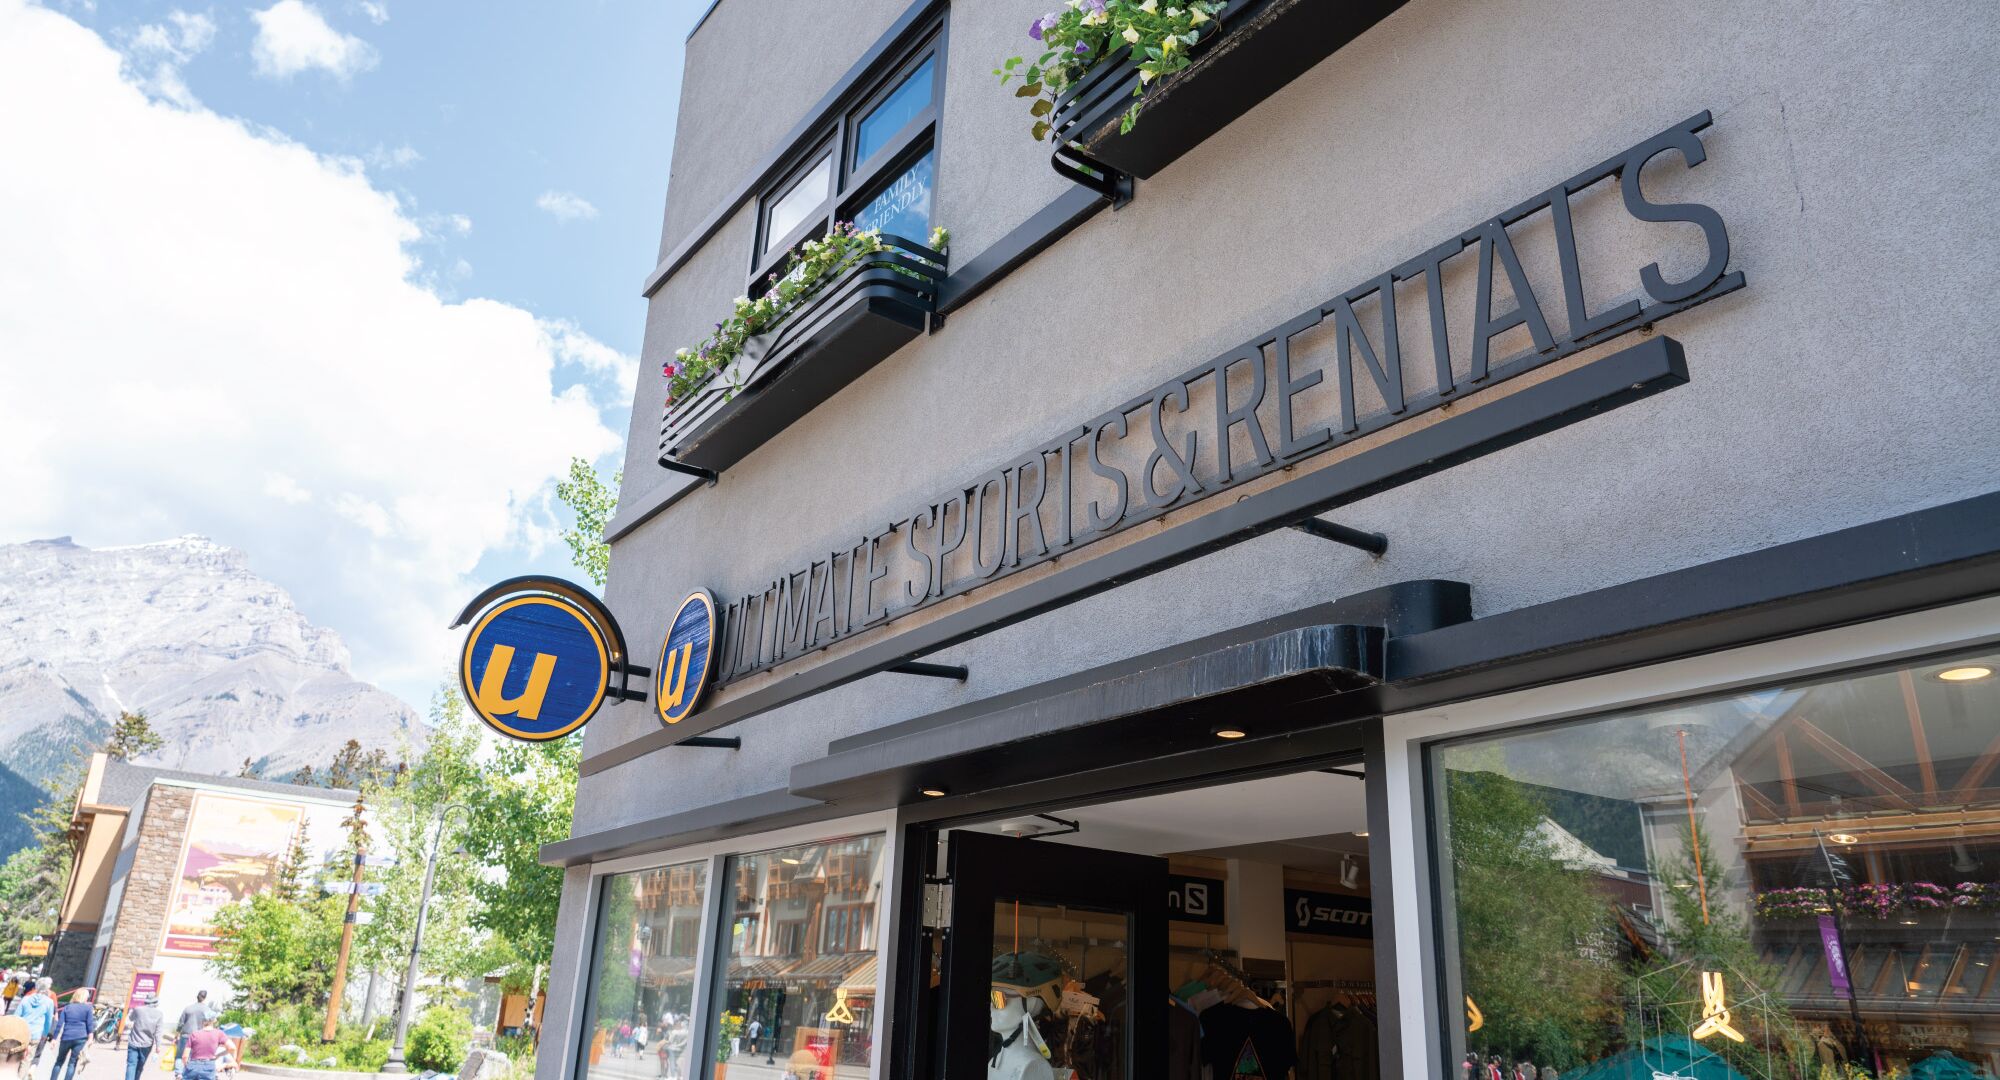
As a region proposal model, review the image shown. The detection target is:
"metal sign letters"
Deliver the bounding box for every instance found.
[695,110,1742,700]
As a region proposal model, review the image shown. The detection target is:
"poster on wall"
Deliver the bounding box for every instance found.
[160,793,307,956]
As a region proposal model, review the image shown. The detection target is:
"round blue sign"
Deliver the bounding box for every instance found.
[655,591,717,726]
[460,595,609,741]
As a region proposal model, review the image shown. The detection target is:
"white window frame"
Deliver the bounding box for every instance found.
[561,809,901,1080]
[1376,594,2000,1078]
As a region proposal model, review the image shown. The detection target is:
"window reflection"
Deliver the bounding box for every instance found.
[1431,650,2000,1079]
[764,155,830,256]
[707,836,885,1080]
[583,862,708,1080]
[852,151,932,242]
[853,56,933,167]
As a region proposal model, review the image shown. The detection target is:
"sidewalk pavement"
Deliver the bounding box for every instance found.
[23,1037,145,1080]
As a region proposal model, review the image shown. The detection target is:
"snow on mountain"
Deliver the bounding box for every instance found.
[0,535,422,785]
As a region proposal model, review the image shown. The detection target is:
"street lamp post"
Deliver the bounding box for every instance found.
[383,803,470,1073]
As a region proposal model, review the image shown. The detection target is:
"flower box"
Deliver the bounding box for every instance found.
[658,233,944,474]
[1049,0,1406,181]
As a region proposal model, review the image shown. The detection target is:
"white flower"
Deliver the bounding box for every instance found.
[1161,34,1176,52]
[1165,6,1182,15]
[1122,25,1140,43]
[1189,6,1209,22]
[1139,0,1157,11]
[1083,9,1108,24]
[1139,67,1154,82]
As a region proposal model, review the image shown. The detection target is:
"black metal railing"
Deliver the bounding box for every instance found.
[659,233,945,474]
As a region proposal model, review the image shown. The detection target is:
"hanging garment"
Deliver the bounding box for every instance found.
[1166,1000,1203,1080]
[1199,1004,1298,1079]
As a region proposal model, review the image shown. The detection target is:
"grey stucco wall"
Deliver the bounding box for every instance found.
[550,1,2000,1069]
[590,0,2000,834]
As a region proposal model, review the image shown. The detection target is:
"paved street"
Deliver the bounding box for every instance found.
[21,1037,149,1080]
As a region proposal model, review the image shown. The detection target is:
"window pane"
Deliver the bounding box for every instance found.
[1429,648,2000,1078]
[582,861,708,1080]
[708,835,885,1079]
[764,154,831,256]
[852,151,932,242]
[853,55,934,167]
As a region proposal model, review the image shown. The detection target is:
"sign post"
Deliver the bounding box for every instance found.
[323,795,367,1043]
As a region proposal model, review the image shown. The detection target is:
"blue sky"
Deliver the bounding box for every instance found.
[142,0,704,367]
[0,0,712,708]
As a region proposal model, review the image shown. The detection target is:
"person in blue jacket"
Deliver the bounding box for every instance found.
[48,988,93,1080]
[8,987,51,1072]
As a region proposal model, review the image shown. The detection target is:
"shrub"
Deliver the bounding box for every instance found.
[405,1004,472,1074]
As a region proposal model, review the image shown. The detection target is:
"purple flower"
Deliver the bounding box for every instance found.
[1029,13,1056,40]
[1074,41,1091,55]
[1084,0,1105,11]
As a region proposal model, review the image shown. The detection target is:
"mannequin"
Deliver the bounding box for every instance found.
[989,992,1054,1080]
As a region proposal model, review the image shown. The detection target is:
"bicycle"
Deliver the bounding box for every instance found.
[90,1004,124,1046]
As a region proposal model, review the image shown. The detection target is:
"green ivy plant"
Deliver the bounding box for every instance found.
[664,223,948,409]
[997,0,1227,141]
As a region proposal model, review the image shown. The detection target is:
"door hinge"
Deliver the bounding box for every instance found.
[922,881,953,929]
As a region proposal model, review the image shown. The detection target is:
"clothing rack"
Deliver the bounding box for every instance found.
[1293,979,1374,991]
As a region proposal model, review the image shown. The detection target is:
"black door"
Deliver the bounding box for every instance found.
[940,830,1167,1079]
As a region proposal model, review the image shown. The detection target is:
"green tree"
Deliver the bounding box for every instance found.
[352,689,485,1008]
[554,456,620,587]
[105,711,164,759]
[461,734,578,1000]
[1445,767,1621,1069]
[209,888,349,1014]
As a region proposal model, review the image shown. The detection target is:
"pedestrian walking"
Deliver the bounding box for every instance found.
[124,994,163,1080]
[1,974,18,1016]
[47,988,92,1080]
[176,1018,223,1080]
[12,983,51,1069]
[171,993,211,1078]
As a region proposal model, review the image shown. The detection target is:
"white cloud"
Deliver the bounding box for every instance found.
[117,9,216,107]
[250,0,376,81]
[536,190,597,222]
[356,0,387,25]
[263,472,313,504]
[542,319,638,408]
[365,142,420,170]
[0,0,625,699]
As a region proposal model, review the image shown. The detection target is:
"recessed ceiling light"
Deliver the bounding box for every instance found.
[1828,833,1859,845]
[1936,665,1994,683]
[1211,726,1247,740]
[780,857,801,865]
[1354,831,1369,838]
[919,786,948,798]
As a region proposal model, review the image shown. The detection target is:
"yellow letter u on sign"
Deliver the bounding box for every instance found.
[657,642,694,717]
[474,644,558,721]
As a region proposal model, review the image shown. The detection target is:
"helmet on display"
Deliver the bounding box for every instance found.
[990,952,1064,1016]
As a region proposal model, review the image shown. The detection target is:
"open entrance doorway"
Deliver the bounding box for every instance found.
[923,764,1381,1080]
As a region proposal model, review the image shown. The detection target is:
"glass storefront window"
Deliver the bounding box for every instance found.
[1430,648,2000,1079]
[707,835,885,1079]
[583,861,709,1080]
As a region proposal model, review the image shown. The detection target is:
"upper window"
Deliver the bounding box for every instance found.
[762,153,832,258]
[852,55,934,168]
[1428,646,2000,1078]
[750,26,941,287]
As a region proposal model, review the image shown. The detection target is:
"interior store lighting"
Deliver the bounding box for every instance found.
[1936,665,1995,682]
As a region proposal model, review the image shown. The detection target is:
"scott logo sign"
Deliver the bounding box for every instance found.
[1285,888,1372,939]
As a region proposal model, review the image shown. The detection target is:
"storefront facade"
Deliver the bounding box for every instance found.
[526,0,2000,1076]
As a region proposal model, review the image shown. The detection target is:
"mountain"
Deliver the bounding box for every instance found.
[0,535,423,798]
